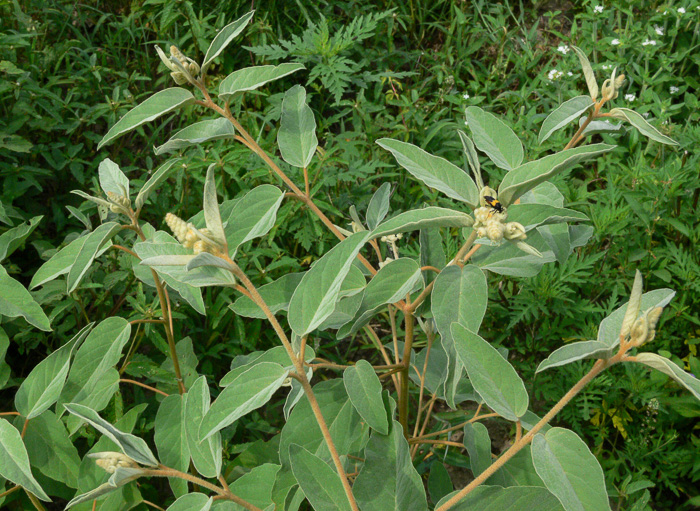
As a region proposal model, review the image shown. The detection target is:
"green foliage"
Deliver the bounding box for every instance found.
[0,1,699,510]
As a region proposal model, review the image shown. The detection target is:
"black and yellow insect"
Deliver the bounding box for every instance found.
[483,195,504,213]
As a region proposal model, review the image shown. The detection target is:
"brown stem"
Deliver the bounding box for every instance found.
[303,166,310,196]
[412,329,434,438]
[0,485,21,499]
[398,312,415,437]
[564,101,603,150]
[410,413,500,443]
[24,489,45,511]
[436,358,611,511]
[0,411,20,417]
[20,418,29,438]
[411,439,465,448]
[142,501,166,511]
[112,244,140,259]
[363,325,399,391]
[129,319,165,326]
[120,378,169,397]
[223,256,360,511]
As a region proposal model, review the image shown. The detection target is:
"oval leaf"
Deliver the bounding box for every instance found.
[498,144,615,206]
[98,88,195,149]
[202,11,255,74]
[199,362,289,440]
[98,158,129,198]
[278,85,318,168]
[536,340,611,373]
[288,231,370,336]
[532,427,611,511]
[377,138,478,206]
[289,444,353,511]
[371,207,473,240]
[0,418,51,501]
[436,485,562,511]
[343,360,389,434]
[539,96,594,144]
[154,119,235,155]
[219,63,305,100]
[465,106,524,170]
[135,158,182,210]
[67,222,122,293]
[451,323,528,421]
[571,46,598,101]
[223,185,285,253]
[184,376,222,478]
[0,265,51,331]
[366,182,392,230]
[166,493,212,511]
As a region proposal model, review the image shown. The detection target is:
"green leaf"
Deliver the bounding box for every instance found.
[203,164,226,245]
[463,422,492,477]
[98,158,129,198]
[199,362,289,440]
[278,85,318,168]
[228,463,280,510]
[539,96,594,144]
[15,323,91,419]
[366,182,392,230]
[0,328,10,390]
[571,46,598,101]
[609,108,679,146]
[59,318,130,419]
[0,265,51,331]
[498,144,615,206]
[184,376,222,478]
[166,493,212,511]
[288,231,370,336]
[536,341,610,373]
[289,444,352,511]
[507,204,589,230]
[0,215,42,262]
[465,106,524,170]
[343,360,388,434]
[231,273,304,319]
[354,422,428,511]
[580,119,624,138]
[0,418,51,501]
[98,88,196,149]
[279,379,366,469]
[420,228,446,274]
[223,185,285,253]
[19,410,81,489]
[67,222,122,293]
[30,236,87,289]
[155,119,235,155]
[532,427,611,511]
[185,253,234,272]
[377,138,479,206]
[221,345,314,387]
[135,158,182,209]
[431,265,488,408]
[63,403,159,467]
[338,258,423,338]
[538,224,571,264]
[634,353,700,401]
[520,182,565,207]
[451,323,528,421]
[457,130,483,188]
[219,63,305,100]
[472,232,555,277]
[428,461,453,505]
[202,11,256,74]
[436,486,563,510]
[371,207,473,240]
[155,395,189,497]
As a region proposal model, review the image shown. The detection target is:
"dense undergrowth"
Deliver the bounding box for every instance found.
[1,0,698,509]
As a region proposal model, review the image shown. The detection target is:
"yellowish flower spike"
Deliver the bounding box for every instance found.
[165,212,189,243]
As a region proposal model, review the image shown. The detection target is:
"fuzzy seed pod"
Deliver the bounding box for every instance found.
[165,213,189,243]
[504,222,527,241]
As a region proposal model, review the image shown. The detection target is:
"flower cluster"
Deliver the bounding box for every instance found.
[106,191,131,215]
[165,212,222,255]
[87,452,140,474]
[547,69,564,81]
[155,45,200,85]
[620,271,666,348]
[472,191,526,244]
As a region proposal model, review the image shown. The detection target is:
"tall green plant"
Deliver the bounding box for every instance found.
[0,11,696,511]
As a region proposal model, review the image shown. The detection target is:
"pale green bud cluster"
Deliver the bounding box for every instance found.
[155,45,200,86]
[601,67,625,102]
[165,212,222,255]
[629,306,664,347]
[472,207,526,243]
[87,452,139,474]
[106,191,131,215]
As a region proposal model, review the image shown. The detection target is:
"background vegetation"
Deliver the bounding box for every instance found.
[1,0,698,509]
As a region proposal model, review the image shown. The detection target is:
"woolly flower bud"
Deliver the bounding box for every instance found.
[380,233,403,243]
[106,191,131,210]
[486,219,505,242]
[620,270,643,338]
[630,315,649,347]
[379,257,394,269]
[192,240,208,255]
[165,213,189,243]
[504,222,527,241]
[473,207,491,225]
[88,452,139,474]
[350,221,364,233]
[183,229,198,248]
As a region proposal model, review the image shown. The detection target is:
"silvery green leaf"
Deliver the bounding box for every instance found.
[154,119,235,155]
[203,164,226,245]
[608,108,679,146]
[278,85,318,168]
[219,63,305,100]
[185,253,235,272]
[202,11,255,75]
[98,158,130,198]
[538,96,594,144]
[71,190,114,209]
[135,158,182,210]
[571,45,598,101]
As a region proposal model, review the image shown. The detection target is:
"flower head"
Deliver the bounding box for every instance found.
[462,92,470,100]
[670,86,680,94]
[624,93,636,101]
[677,7,686,14]
[557,45,569,55]
[594,5,604,13]
[611,38,620,45]
[642,39,657,46]
[547,69,564,81]
[654,25,664,36]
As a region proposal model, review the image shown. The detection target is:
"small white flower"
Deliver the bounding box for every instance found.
[602,64,612,70]
[462,92,470,100]
[567,71,573,76]
[594,5,604,13]
[611,38,620,45]
[464,120,469,125]
[642,112,650,118]
[642,39,657,46]
[557,45,569,54]
[677,7,686,14]
[670,86,680,94]
[654,25,664,36]
[625,93,636,101]
[547,69,564,81]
